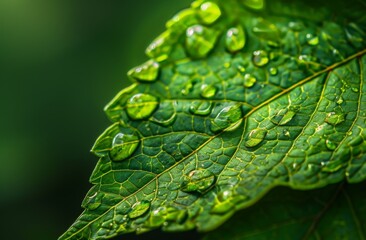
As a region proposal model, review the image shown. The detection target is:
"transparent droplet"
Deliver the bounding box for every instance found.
[147,207,167,228]
[198,2,221,24]
[126,93,159,120]
[237,65,246,73]
[243,73,257,88]
[252,19,279,46]
[252,50,269,67]
[225,25,246,53]
[241,0,264,10]
[128,201,151,219]
[201,84,217,98]
[110,131,140,161]
[306,33,319,46]
[128,60,159,82]
[270,106,298,125]
[211,190,247,214]
[325,139,337,150]
[352,87,359,93]
[180,169,216,194]
[269,67,278,75]
[185,25,217,58]
[166,9,197,32]
[150,102,177,127]
[181,82,193,96]
[82,190,104,210]
[245,128,267,148]
[189,101,213,116]
[325,108,345,126]
[210,104,243,133]
[146,31,172,62]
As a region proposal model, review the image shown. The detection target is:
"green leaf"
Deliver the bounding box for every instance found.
[59,0,366,239]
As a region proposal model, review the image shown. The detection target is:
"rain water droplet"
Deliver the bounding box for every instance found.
[325,139,337,150]
[210,104,243,133]
[185,25,217,58]
[201,84,217,98]
[269,67,278,75]
[128,201,151,219]
[252,50,269,67]
[243,73,257,88]
[82,190,104,210]
[126,93,159,120]
[128,60,159,82]
[225,25,246,53]
[270,106,298,125]
[150,102,177,127]
[146,31,172,62]
[180,169,216,194]
[352,87,359,93]
[189,101,213,116]
[241,0,264,10]
[325,108,345,126]
[198,2,221,24]
[245,128,267,148]
[336,97,344,105]
[147,207,167,228]
[306,33,319,46]
[110,131,140,161]
[211,190,247,214]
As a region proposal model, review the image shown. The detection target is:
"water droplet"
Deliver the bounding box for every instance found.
[128,60,159,82]
[269,67,278,75]
[306,33,319,46]
[211,190,247,214]
[82,190,104,210]
[150,102,177,127]
[325,139,337,150]
[147,207,167,228]
[128,201,151,219]
[336,97,344,105]
[252,19,280,46]
[225,25,246,53]
[241,0,264,10]
[270,106,298,125]
[284,129,291,137]
[201,84,217,98]
[126,93,159,120]
[210,104,243,132]
[325,108,345,126]
[252,50,269,67]
[243,73,257,88]
[166,9,197,31]
[198,2,221,24]
[180,169,216,194]
[237,65,246,73]
[181,82,193,96]
[245,128,267,148]
[352,87,359,93]
[146,31,172,62]
[288,21,305,31]
[186,25,217,58]
[165,208,188,224]
[110,131,140,161]
[189,101,213,116]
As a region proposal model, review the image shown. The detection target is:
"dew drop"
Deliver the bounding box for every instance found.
[147,207,167,228]
[128,60,159,82]
[225,25,246,53]
[198,1,221,24]
[306,33,319,46]
[252,50,269,67]
[210,104,243,133]
[269,67,278,75]
[325,108,345,126]
[336,97,344,105]
[126,93,159,120]
[243,73,257,88]
[128,201,151,219]
[150,102,177,127]
[166,9,197,31]
[325,139,337,150]
[146,31,172,62]
[270,106,298,125]
[185,25,217,58]
[245,128,267,148]
[110,131,140,161]
[211,190,247,214]
[241,0,264,10]
[352,87,359,93]
[201,84,217,98]
[82,190,104,210]
[181,82,193,96]
[180,169,216,194]
[237,65,246,73]
[189,101,213,116]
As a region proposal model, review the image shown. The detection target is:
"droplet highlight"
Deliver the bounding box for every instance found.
[325,139,337,150]
[189,101,213,116]
[82,190,104,210]
[126,93,159,120]
[198,2,221,24]
[201,84,217,98]
[252,50,269,67]
[128,60,159,82]
[146,31,172,62]
[243,73,257,88]
[245,128,267,148]
[306,33,319,46]
[210,104,243,133]
[325,108,345,126]
[181,169,216,194]
[128,201,151,219]
[110,131,140,161]
[225,25,246,53]
[185,25,217,58]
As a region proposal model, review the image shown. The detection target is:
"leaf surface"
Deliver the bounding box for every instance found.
[60,0,366,239]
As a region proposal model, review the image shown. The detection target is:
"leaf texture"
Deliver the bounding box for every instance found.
[59,0,366,239]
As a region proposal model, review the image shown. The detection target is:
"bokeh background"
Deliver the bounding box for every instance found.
[0,0,198,239]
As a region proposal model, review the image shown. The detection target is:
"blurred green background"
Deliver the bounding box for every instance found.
[0,0,193,239]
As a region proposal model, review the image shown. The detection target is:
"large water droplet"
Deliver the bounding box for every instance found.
[241,0,264,10]
[128,201,151,219]
[270,106,298,125]
[210,104,243,133]
[146,31,172,62]
[245,128,267,148]
[269,67,278,75]
[150,102,177,127]
[126,93,159,120]
[201,84,217,98]
[243,73,257,88]
[185,25,217,58]
[252,50,269,67]
[128,60,159,82]
[325,139,337,150]
[225,25,246,53]
[189,101,213,116]
[198,2,221,24]
[306,33,319,46]
[82,190,104,210]
[211,190,247,214]
[110,131,140,161]
[325,108,345,126]
[252,19,279,46]
[181,169,216,194]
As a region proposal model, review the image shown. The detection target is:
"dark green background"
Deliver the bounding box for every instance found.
[0,0,194,239]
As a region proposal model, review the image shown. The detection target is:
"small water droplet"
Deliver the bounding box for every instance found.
[180,169,216,194]
[150,102,177,127]
[237,65,246,72]
[186,25,217,58]
[243,73,257,87]
[146,31,172,62]
[147,207,167,228]
[245,128,267,148]
[336,97,344,105]
[128,201,151,219]
[82,190,104,210]
[269,67,278,75]
[126,93,159,120]
[211,190,247,214]
[181,82,193,96]
[241,0,264,10]
[128,60,159,82]
[306,33,319,46]
[189,101,213,116]
[352,87,359,93]
[210,104,243,132]
[225,25,246,53]
[201,84,217,98]
[198,1,221,24]
[271,106,298,125]
[325,139,337,150]
[284,129,290,137]
[110,131,140,161]
[252,50,269,67]
[325,108,345,126]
